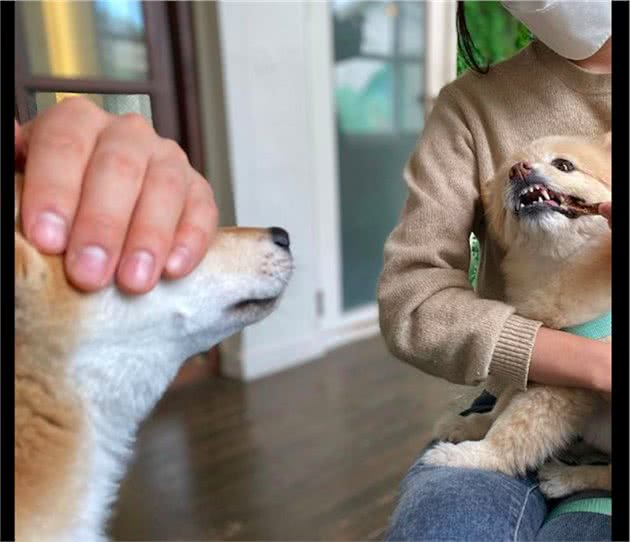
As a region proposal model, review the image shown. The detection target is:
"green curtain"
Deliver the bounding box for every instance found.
[457,1,532,288]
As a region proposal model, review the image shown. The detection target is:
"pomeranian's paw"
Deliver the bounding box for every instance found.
[422,441,496,471]
[538,464,575,499]
[433,415,483,443]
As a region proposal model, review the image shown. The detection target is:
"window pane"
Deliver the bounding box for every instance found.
[17,0,149,80]
[335,59,393,134]
[333,1,395,57]
[399,1,424,56]
[332,0,426,310]
[401,63,423,132]
[29,93,153,123]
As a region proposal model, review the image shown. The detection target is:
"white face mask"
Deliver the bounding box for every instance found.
[501,1,611,60]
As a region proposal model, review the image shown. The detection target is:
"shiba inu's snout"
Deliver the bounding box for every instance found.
[201,226,293,325]
[16,178,295,541]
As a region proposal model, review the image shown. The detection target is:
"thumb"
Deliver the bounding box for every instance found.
[598,202,611,228]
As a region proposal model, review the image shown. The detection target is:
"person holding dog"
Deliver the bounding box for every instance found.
[378,1,612,540]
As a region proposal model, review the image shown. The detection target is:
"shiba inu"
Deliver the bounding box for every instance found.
[424,133,611,499]
[14,174,293,542]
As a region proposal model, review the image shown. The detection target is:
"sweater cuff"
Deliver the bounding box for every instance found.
[489,314,542,391]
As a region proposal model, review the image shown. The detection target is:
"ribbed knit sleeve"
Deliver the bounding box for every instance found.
[377,85,541,390]
[378,41,609,393]
[490,314,542,390]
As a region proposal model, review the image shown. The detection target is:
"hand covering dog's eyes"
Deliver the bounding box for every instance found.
[551,158,575,173]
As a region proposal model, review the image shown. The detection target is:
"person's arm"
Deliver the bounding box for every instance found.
[377,85,610,394]
[530,202,612,394]
[15,97,218,294]
[530,327,610,393]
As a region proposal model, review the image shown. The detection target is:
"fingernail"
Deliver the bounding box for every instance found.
[121,250,155,291]
[31,212,67,252]
[166,246,191,275]
[71,245,109,286]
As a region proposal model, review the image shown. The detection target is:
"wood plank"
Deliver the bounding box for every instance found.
[109,335,464,541]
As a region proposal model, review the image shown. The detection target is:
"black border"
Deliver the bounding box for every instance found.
[1,3,628,542]
[1,2,16,540]
[611,1,629,540]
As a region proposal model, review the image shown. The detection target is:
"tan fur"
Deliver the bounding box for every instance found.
[15,234,90,541]
[427,134,611,498]
[14,174,293,540]
[15,172,91,540]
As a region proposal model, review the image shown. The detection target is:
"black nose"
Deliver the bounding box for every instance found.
[509,161,533,182]
[269,227,290,249]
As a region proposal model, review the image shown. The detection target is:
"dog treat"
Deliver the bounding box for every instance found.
[564,199,602,218]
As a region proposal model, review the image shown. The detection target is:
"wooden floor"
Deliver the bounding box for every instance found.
[109,335,463,541]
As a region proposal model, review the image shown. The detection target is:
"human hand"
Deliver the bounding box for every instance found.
[598,202,611,229]
[16,97,218,294]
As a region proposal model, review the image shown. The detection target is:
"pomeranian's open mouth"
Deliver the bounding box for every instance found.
[514,184,600,219]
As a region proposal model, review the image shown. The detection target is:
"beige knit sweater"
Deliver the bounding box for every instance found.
[377,41,611,393]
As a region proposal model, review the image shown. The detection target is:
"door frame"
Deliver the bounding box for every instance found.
[306,0,457,350]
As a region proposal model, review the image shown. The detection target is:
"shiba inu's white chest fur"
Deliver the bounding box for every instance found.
[15,176,293,542]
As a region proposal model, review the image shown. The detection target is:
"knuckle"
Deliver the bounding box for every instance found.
[57,96,108,124]
[58,95,96,113]
[190,175,215,201]
[94,147,143,181]
[179,222,211,249]
[119,112,152,132]
[30,127,88,158]
[189,195,217,221]
[159,138,188,163]
[78,211,124,242]
[196,188,218,216]
[154,165,188,195]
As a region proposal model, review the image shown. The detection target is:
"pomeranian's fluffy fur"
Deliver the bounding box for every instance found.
[424,133,611,499]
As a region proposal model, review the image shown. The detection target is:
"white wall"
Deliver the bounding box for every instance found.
[216,1,325,379]
[202,0,458,380]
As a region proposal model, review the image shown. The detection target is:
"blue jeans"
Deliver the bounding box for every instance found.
[386,452,611,541]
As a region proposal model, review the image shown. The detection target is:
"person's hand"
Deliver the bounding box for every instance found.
[598,202,611,229]
[16,97,218,294]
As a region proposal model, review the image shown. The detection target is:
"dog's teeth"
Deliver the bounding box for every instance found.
[542,190,550,200]
[538,197,543,203]
[529,187,534,192]
[520,203,525,209]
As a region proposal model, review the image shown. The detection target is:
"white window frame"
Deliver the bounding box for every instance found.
[306,0,458,350]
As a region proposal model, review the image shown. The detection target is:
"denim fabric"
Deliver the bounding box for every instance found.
[537,512,611,541]
[385,451,611,541]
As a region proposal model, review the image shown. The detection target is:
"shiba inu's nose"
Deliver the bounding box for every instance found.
[269,227,290,249]
[509,161,533,182]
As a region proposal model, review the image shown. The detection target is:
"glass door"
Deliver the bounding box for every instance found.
[331,0,426,311]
